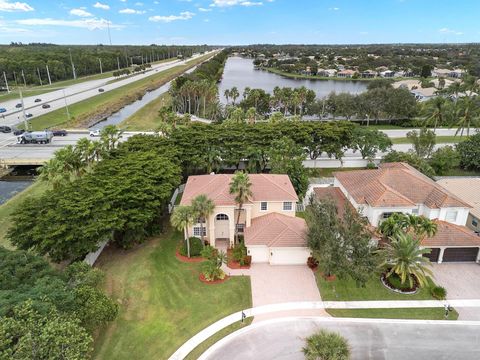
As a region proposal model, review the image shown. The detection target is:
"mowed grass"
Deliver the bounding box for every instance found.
[391,135,468,144]
[120,93,171,131]
[93,228,251,360]
[0,180,48,249]
[27,53,215,130]
[327,308,458,320]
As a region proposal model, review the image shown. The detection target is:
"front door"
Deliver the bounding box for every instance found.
[215,213,230,239]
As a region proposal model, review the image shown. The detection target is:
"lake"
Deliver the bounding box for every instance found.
[218,57,368,103]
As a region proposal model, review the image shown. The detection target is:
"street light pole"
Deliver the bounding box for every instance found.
[46,65,52,85]
[99,58,103,74]
[36,68,43,86]
[19,89,28,131]
[62,89,71,121]
[3,72,9,93]
[69,48,77,80]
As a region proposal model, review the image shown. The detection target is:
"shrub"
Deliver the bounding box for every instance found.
[200,245,218,260]
[231,243,247,264]
[201,260,226,281]
[180,237,203,257]
[429,146,460,175]
[457,133,480,170]
[243,255,252,266]
[430,285,447,300]
[385,272,416,291]
[303,329,350,360]
[307,256,319,269]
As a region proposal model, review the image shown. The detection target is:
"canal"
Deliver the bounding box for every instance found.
[218,56,368,103]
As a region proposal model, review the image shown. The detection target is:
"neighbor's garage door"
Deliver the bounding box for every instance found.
[443,247,479,262]
[424,248,440,262]
[269,247,311,265]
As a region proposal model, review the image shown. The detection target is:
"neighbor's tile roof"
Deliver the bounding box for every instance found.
[422,220,480,247]
[436,178,480,220]
[245,212,307,247]
[313,186,354,220]
[180,174,298,207]
[334,162,470,209]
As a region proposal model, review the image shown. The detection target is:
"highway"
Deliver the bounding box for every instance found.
[0,51,217,128]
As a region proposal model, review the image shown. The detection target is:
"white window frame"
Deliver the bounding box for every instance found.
[193,227,206,237]
[283,201,293,211]
[445,210,458,223]
[260,202,268,211]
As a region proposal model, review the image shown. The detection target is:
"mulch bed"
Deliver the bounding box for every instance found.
[175,249,205,263]
[226,248,251,269]
[199,273,230,284]
[381,272,419,294]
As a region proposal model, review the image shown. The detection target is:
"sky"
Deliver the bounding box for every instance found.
[0,0,479,45]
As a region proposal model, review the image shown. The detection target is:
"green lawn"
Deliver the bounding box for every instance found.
[440,167,480,176]
[0,180,48,249]
[185,319,253,360]
[391,135,467,144]
[25,53,215,130]
[93,228,252,360]
[327,308,458,320]
[317,272,435,301]
[307,167,367,178]
[120,93,171,131]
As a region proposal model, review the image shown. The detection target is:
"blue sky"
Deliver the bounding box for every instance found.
[0,0,479,45]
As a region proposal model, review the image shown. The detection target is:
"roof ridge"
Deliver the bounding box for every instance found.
[271,212,305,238]
[379,180,416,206]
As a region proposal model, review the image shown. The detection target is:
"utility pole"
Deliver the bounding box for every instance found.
[99,58,103,74]
[62,89,71,121]
[117,56,120,70]
[69,48,77,80]
[3,72,9,93]
[19,89,28,130]
[13,71,18,86]
[46,65,52,85]
[36,68,43,86]
[21,69,26,87]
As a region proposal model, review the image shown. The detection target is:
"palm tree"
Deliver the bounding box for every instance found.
[230,86,239,105]
[229,171,252,244]
[170,205,195,257]
[191,194,215,246]
[100,125,123,151]
[414,216,438,239]
[38,158,66,189]
[224,88,231,104]
[245,107,256,124]
[455,95,479,137]
[377,232,433,288]
[424,96,446,133]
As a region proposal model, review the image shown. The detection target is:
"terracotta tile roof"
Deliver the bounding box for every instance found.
[436,178,480,220]
[422,220,480,247]
[313,186,354,219]
[334,162,470,209]
[180,174,298,207]
[245,213,307,247]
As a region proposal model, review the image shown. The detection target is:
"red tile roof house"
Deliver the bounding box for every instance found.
[180,174,310,265]
[326,163,480,263]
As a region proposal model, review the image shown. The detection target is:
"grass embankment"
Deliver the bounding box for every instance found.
[0,180,47,249]
[120,93,171,131]
[317,273,458,320]
[26,53,215,131]
[391,135,467,144]
[93,228,251,360]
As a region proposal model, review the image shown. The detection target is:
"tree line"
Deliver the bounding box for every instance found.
[0,43,211,86]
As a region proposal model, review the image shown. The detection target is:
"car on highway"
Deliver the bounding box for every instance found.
[98,88,105,92]
[13,129,25,136]
[0,108,6,113]
[52,129,67,137]
[42,104,51,109]
[89,129,101,137]
[15,103,22,108]
[25,113,33,118]
[34,98,42,103]
[0,126,12,133]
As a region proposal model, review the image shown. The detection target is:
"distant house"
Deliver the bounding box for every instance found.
[317,69,336,77]
[449,69,466,78]
[380,70,395,78]
[432,68,452,78]
[328,163,480,263]
[180,174,310,265]
[337,69,357,78]
[361,70,377,78]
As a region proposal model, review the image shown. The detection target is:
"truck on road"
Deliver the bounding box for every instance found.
[17,131,53,144]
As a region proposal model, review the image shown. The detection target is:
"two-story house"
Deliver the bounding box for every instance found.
[321,163,480,263]
[180,174,309,265]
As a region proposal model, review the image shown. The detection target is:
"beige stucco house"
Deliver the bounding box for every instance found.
[180,174,310,265]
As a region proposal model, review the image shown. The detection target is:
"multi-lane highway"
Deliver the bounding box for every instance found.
[0,51,217,128]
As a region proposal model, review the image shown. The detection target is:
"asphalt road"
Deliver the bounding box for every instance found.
[202,317,480,360]
[0,51,217,128]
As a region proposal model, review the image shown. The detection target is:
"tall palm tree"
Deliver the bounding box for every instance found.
[229,171,252,244]
[38,158,65,189]
[377,232,433,288]
[100,125,123,151]
[223,88,231,105]
[191,194,215,246]
[455,95,479,137]
[425,96,446,133]
[170,205,195,258]
[230,86,239,105]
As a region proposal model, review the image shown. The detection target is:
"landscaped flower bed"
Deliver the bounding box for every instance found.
[175,248,205,263]
[199,273,229,284]
[227,248,251,269]
[381,272,419,295]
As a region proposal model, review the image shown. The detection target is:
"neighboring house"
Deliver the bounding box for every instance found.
[180,174,310,265]
[361,70,377,78]
[337,69,357,78]
[437,178,480,234]
[330,163,480,263]
[379,70,395,78]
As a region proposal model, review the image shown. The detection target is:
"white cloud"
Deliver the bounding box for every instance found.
[119,8,145,14]
[120,0,126,2]
[93,2,110,10]
[153,0,159,3]
[0,0,34,12]
[17,17,122,30]
[329,7,339,11]
[149,11,195,22]
[70,8,93,17]
[198,7,211,12]
[210,0,262,7]
[134,1,143,5]
[439,27,463,35]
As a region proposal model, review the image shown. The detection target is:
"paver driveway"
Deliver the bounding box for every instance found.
[432,263,480,320]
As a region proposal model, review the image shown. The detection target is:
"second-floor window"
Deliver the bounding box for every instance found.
[260,202,268,211]
[283,202,293,211]
[236,224,245,233]
[446,210,458,223]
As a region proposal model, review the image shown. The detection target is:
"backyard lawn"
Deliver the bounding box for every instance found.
[93,228,252,360]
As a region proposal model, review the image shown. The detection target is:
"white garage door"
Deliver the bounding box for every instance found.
[269,247,311,265]
[247,246,269,263]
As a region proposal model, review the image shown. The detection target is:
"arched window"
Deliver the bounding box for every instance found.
[216,214,229,221]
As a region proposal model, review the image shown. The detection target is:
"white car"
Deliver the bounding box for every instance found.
[89,129,101,137]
